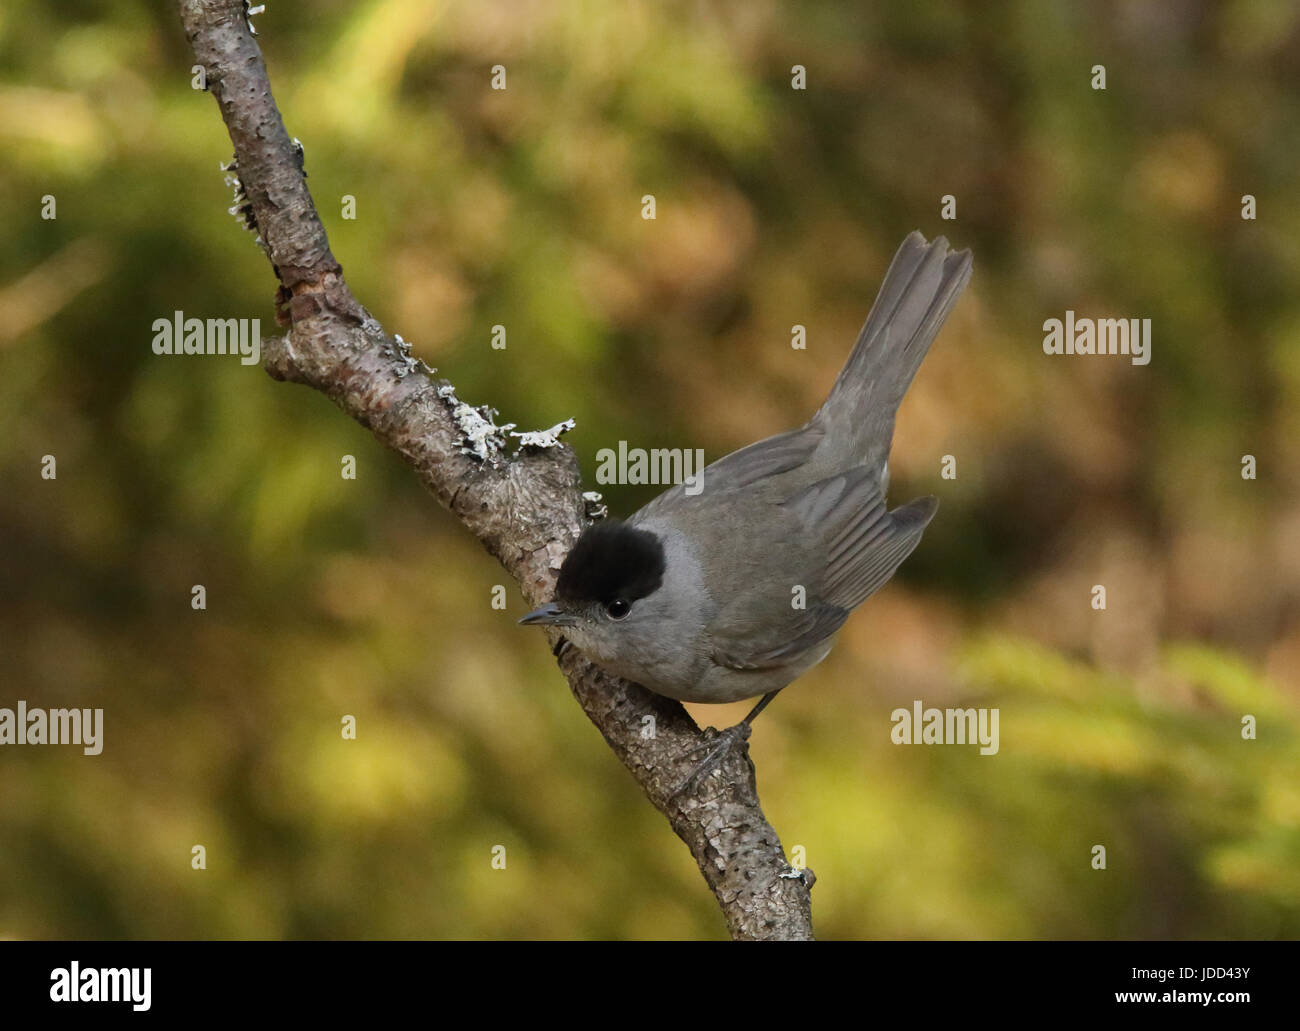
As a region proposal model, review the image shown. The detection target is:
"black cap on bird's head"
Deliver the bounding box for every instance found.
[519,521,666,627]
[556,522,666,606]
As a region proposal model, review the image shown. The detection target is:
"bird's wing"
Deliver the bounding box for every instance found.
[710,599,849,671]
[782,466,938,610]
[707,467,937,671]
[632,422,824,521]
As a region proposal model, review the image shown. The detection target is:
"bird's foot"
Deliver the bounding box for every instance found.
[671,721,753,800]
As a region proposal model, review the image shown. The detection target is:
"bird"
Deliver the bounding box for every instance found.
[521,231,972,790]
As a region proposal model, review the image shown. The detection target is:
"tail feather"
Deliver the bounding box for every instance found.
[814,232,972,474]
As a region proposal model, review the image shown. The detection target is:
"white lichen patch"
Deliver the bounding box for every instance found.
[388,333,434,378]
[432,381,574,464]
[510,419,575,451]
[437,383,516,461]
[582,491,608,519]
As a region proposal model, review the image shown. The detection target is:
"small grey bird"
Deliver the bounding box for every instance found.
[522,232,972,784]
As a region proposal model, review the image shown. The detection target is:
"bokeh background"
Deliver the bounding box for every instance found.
[2,0,1299,939]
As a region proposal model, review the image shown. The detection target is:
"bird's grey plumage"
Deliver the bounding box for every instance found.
[522,232,972,705]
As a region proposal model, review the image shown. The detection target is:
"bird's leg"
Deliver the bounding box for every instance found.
[671,690,782,798]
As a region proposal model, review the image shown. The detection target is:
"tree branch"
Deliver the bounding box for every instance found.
[178,0,814,940]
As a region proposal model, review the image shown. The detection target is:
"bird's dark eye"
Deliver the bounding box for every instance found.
[606,599,631,620]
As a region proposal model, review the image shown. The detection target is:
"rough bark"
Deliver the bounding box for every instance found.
[178,0,814,940]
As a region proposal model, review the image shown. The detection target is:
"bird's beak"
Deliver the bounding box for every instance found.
[518,602,576,627]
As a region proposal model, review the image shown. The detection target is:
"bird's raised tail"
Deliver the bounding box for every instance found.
[814,232,972,472]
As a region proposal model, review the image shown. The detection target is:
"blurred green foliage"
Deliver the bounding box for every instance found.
[1,0,1298,939]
